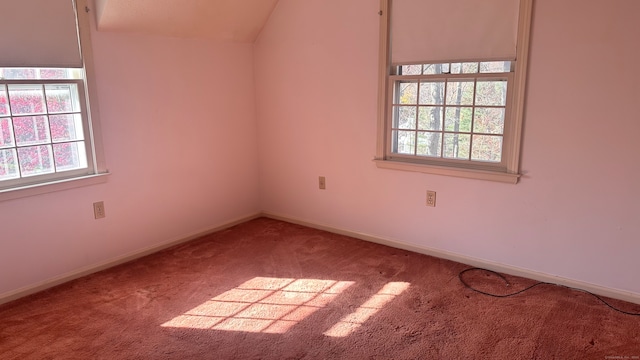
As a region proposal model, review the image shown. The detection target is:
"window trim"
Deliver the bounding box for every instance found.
[375,0,533,184]
[76,0,107,177]
[0,172,109,202]
[0,0,108,201]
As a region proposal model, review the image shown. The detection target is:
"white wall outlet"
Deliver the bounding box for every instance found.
[93,201,106,219]
[426,191,436,207]
[319,176,326,190]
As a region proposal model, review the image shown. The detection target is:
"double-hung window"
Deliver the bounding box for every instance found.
[376,0,533,183]
[0,0,106,197]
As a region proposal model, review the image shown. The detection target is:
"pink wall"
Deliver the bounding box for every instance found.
[3,0,639,302]
[0,19,260,296]
[254,0,640,294]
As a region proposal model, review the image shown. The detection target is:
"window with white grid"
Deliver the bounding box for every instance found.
[0,70,91,186]
[389,61,511,166]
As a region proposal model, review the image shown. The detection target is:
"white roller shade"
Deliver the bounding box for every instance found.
[391,0,520,64]
[0,0,82,68]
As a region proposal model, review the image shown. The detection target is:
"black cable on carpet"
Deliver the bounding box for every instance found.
[459,267,640,316]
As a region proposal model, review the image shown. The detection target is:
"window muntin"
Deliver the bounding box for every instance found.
[387,61,512,168]
[0,73,91,188]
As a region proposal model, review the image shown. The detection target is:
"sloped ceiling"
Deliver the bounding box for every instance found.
[94,0,279,42]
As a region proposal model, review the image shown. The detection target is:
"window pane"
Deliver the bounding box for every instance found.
[53,141,87,171]
[476,80,507,106]
[50,114,84,142]
[418,106,443,131]
[2,69,37,79]
[0,87,9,116]
[443,133,470,160]
[45,84,80,113]
[480,61,511,73]
[462,62,479,73]
[395,106,416,129]
[393,130,415,155]
[418,81,444,105]
[400,65,422,75]
[417,132,441,157]
[8,84,46,115]
[0,118,15,148]
[17,145,54,177]
[446,81,474,106]
[471,135,503,162]
[13,116,50,146]
[0,149,19,180]
[474,108,505,134]
[445,107,472,132]
[40,69,68,79]
[451,63,481,74]
[423,63,450,75]
[397,82,417,104]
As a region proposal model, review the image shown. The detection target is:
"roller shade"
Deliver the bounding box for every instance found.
[391,0,520,64]
[0,0,82,68]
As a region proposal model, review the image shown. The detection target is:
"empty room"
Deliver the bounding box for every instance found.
[1,0,639,358]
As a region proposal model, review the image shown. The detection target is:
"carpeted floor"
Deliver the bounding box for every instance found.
[1,217,639,359]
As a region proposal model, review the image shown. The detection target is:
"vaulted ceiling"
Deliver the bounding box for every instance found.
[94,0,280,42]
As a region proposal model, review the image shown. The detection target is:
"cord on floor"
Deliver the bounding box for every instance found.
[458,267,640,316]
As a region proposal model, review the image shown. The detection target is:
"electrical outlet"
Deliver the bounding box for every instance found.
[93,201,106,219]
[319,176,326,190]
[426,191,436,207]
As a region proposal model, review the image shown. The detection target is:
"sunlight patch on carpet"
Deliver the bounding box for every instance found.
[323,282,411,337]
[161,277,354,334]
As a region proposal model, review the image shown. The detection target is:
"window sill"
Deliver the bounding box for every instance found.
[0,172,110,202]
[373,159,520,184]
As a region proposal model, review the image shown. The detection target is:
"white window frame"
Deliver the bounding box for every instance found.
[388,63,513,167]
[0,0,108,201]
[0,79,92,185]
[375,0,533,184]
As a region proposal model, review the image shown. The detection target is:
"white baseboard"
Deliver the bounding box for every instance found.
[0,213,261,306]
[263,212,640,306]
